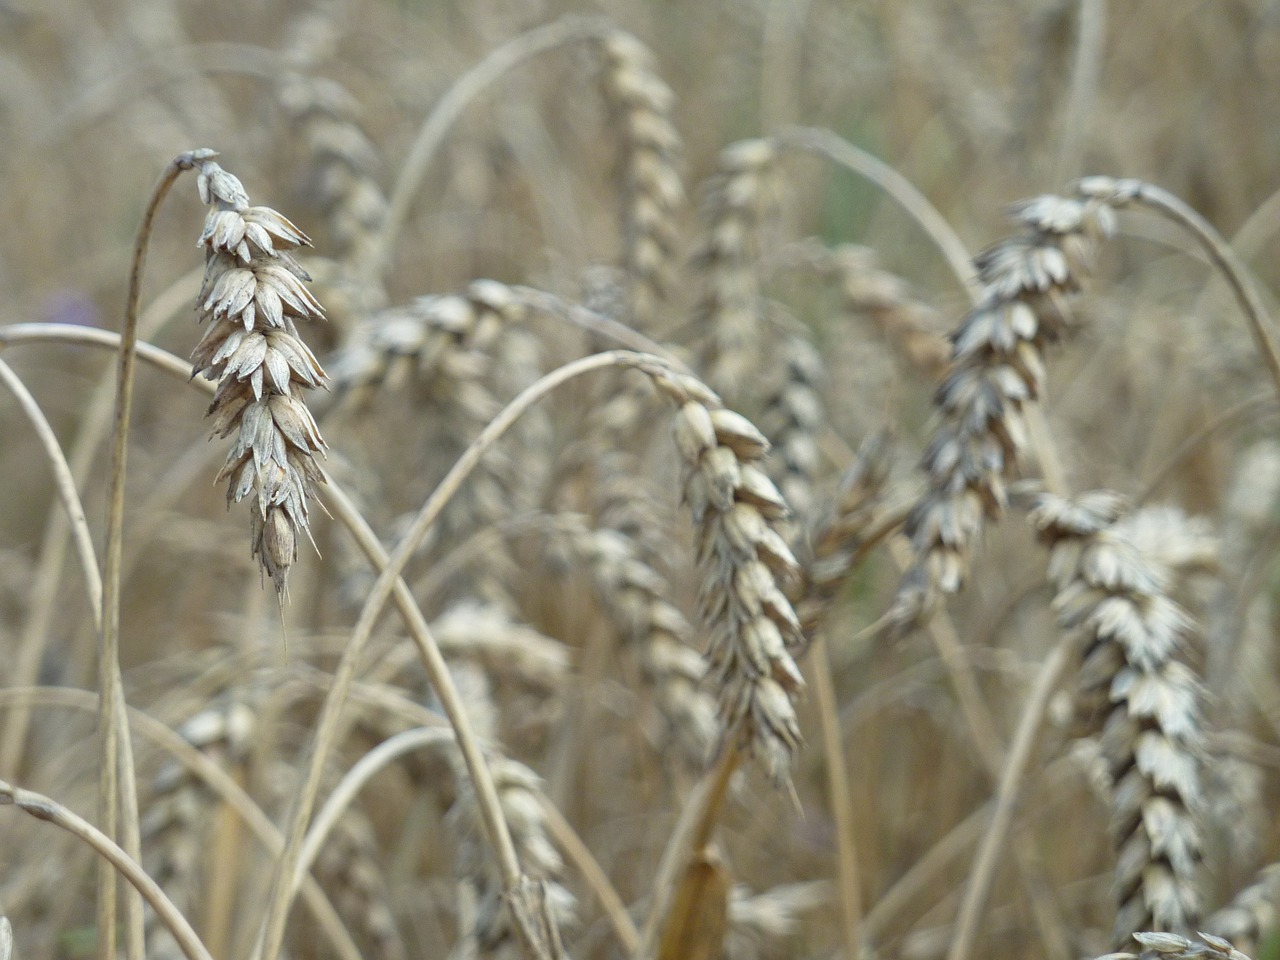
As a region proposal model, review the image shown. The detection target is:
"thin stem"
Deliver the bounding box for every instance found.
[1052,0,1107,184]
[99,147,211,960]
[774,126,978,301]
[946,637,1077,960]
[367,16,605,283]
[0,266,200,775]
[0,778,214,960]
[809,634,863,959]
[0,357,102,630]
[1130,181,1280,404]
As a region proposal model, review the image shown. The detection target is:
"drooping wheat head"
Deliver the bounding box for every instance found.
[1032,491,1204,946]
[191,157,329,599]
[890,193,1117,631]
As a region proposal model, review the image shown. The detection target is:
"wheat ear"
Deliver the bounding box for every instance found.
[597,29,685,329]
[1032,491,1204,945]
[890,193,1116,631]
[190,156,329,599]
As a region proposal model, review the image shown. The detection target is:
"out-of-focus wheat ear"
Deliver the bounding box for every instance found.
[327,280,535,603]
[1204,864,1280,958]
[142,700,257,960]
[1031,491,1205,946]
[596,29,685,331]
[796,430,894,641]
[647,365,804,785]
[726,881,830,959]
[756,323,827,534]
[191,158,329,600]
[822,242,951,380]
[430,602,569,749]
[278,73,390,320]
[690,138,782,398]
[888,193,1117,633]
[328,279,529,409]
[314,806,406,960]
[561,517,719,769]
[448,758,575,960]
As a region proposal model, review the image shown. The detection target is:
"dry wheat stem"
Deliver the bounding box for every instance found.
[1076,177,1280,404]
[102,147,210,960]
[0,686,365,960]
[946,635,1079,960]
[0,265,200,776]
[808,634,864,960]
[0,356,102,630]
[0,779,214,960]
[370,15,607,284]
[1053,0,1107,184]
[773,126,978,299]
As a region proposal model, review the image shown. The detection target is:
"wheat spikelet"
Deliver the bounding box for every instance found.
[648,365,804,783]
[1031,491,1204,945]
[890,192,1116,630]
[1204,864,1280,958]
[596,29,684,330]
[191,157,329,598]
[0,916,11,960]
[1120,932,1254,960]
[330,279,530,405]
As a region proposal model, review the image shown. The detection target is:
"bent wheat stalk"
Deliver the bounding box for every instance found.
[0,779,214,960]
[101,148,213,960]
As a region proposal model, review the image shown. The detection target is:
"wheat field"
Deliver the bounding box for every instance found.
[2,3,1280,960]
